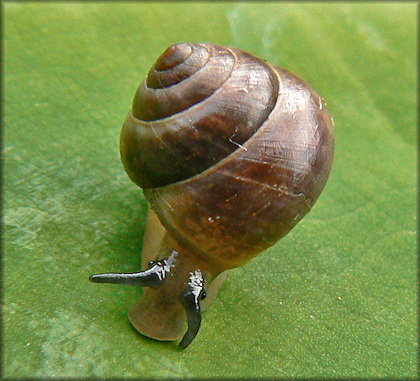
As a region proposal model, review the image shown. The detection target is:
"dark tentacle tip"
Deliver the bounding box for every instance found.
[89,273,119,284]
[179,328,199,350]
[178,270,206,349]
[178,298,201,350]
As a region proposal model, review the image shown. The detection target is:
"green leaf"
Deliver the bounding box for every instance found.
[4,2,417,378]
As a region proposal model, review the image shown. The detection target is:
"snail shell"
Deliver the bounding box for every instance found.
[90,43,335,349]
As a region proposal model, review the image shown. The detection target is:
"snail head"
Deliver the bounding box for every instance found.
[90,249,208,349]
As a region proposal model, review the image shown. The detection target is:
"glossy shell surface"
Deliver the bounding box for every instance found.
[121,43,335,271]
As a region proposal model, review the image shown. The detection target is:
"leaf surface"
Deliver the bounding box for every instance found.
[3,3,417,378]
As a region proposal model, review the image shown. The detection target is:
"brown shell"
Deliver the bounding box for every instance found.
[120,43,279,188]
[121,43,335,272]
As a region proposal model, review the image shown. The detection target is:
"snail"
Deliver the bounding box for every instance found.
[89,43,335,349]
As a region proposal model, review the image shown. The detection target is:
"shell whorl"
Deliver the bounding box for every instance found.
[121,43,279,189]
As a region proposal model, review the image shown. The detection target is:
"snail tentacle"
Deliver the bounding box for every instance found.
[179,270,206,349]
[89,251,178,287]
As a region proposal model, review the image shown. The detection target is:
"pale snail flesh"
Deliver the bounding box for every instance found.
[90,43,335,349]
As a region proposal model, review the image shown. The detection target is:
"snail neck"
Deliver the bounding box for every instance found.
[150,232,221,288]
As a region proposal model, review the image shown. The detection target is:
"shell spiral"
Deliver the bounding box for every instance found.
[121,43,335,271]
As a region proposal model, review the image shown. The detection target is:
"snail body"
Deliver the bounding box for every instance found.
[90,43,334,349]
